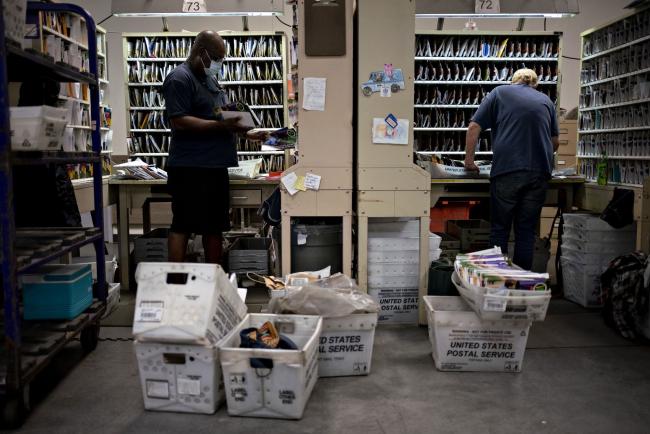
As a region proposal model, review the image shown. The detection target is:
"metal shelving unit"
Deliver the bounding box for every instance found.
[413,31,563,166]
[123,31,291,174]
[578,6,650,186]
[0,2,106,426]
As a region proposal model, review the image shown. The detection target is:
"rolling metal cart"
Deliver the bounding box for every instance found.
[0,2,107,426]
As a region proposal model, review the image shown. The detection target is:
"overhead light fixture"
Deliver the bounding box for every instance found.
[112,0,284,17]
[415,0,578,18]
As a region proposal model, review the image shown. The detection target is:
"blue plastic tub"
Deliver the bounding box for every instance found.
[21,264,93,320]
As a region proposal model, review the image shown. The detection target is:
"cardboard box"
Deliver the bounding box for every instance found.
[540,217,559,239]
[541,207,558,219]
[556,154,576,169]
[558,120,577,156]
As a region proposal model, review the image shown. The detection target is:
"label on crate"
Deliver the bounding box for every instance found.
[483,293,508,312]
[369,288,419,323]
[177,377,201,396]
[135,301,164,322]
[146,380,170,399]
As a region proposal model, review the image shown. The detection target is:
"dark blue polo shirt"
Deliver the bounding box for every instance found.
[162,62,237,168]
[471,83,559,178]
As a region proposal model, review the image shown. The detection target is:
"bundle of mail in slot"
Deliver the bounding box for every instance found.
[454,247,549,291]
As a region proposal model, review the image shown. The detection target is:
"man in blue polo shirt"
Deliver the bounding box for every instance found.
[163,30,264,264]
[464,68,560,270]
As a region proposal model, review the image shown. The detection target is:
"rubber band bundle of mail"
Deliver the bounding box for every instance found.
[454,247,549,291]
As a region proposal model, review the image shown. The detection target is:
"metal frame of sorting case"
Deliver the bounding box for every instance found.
[280,0,355,276]
[356,0,431,325]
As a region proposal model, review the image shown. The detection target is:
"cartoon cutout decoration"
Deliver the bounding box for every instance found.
[361,67,405,97]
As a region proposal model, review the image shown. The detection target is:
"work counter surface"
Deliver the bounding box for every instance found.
[108,178,280,186]
[430,176,585,185]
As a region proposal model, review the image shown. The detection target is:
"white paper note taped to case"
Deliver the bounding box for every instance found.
[303,77,327,111]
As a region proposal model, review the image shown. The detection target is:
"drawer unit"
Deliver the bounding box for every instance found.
[229,189,262,206]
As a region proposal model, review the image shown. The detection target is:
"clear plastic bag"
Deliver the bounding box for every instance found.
[268,274,379,318]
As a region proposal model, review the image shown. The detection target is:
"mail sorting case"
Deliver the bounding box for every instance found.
[123,32,289,172]
[413,31,562,168]
[21,264,93,320]
[219,314,322,420]
[577,7,650,186]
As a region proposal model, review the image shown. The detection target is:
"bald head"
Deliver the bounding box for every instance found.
[191,30,226,59]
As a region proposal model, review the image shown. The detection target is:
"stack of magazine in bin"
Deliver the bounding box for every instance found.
[452,247,552,321]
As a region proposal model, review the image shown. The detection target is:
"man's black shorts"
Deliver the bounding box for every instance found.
[167,167,231,235]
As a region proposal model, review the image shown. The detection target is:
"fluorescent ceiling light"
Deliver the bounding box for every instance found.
[114,12,278,17]
[415,0,578,18]
[416,13,570,18]
[112,0,284,17]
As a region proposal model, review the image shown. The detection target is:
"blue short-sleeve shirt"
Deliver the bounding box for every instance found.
[471,83,559,178]
[162,62,237,168]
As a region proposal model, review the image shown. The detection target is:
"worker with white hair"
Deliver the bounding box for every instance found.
[464,68,560,270]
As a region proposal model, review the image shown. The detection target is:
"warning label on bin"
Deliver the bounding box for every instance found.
[369,288,419,323]
[433,324,529,372]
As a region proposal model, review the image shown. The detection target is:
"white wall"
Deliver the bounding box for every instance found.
[70,0,631,155]
[70,0,293,156]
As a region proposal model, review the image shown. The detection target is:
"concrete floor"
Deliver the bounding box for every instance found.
[16,300,650,434]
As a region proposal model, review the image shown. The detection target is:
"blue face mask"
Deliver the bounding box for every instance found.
[201,49,223,91]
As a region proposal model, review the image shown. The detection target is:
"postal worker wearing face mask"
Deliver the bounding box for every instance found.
[162,30,265,264]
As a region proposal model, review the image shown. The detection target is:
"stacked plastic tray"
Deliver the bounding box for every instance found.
[561,214,636,307]
[367,219,441,323]
[228,237,271,274]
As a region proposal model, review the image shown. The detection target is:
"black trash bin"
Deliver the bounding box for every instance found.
[291,223,342,274]
[427,259,458,296]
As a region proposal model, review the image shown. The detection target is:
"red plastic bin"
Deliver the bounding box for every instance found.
[429,201,478,233]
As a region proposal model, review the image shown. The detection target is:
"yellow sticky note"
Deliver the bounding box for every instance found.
[295,176,307,191]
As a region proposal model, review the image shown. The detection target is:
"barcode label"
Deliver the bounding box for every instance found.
[140,301,164,308]
[136,301,164,322]
[483,298,507,312]
[289,277,309,287]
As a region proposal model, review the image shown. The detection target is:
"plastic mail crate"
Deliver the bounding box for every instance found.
[135,341,224,414]
[451,272,551,322]
[424,296,532,372]
[228,237,271,274]
[21,264,93,320]
[446,220,491,252]
[219,314,322,420]
[134,228,169,264]
[133,263,247,345]
[10,105,68,151]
